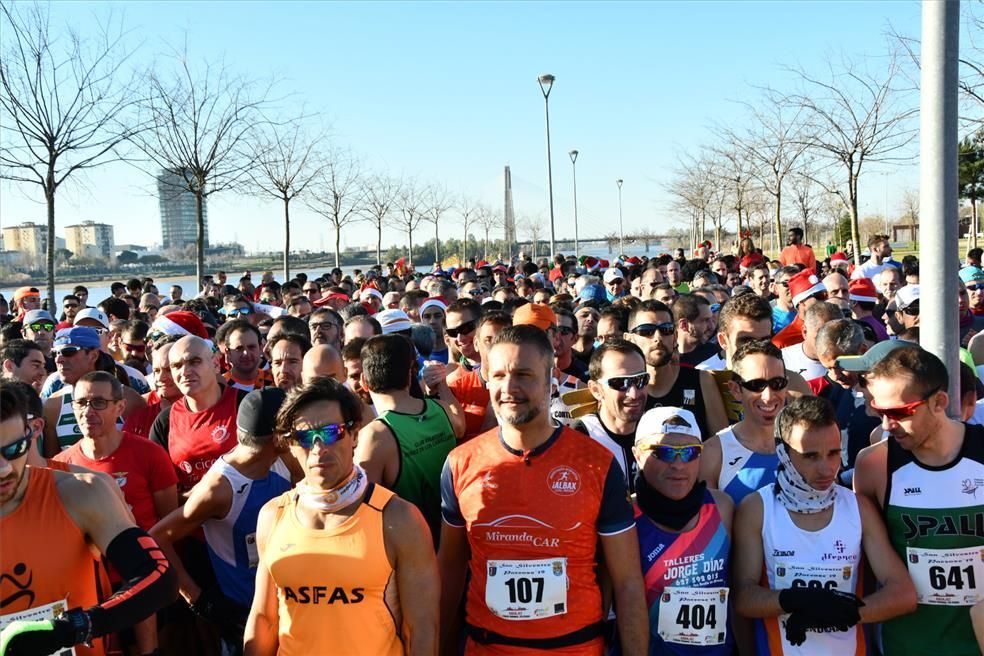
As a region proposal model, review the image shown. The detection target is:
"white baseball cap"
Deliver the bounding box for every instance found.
[73,307,109,329]
[635,406,703,447]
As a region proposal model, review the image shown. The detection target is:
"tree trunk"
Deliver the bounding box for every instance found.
[45,180,55,309]
[283,197,291,281]
[849,201,861,267]
[736,206,743,242]
[462,225,468,265]
[376,221,382,266]
[972,198,979,250]
[195,191,205,290]
[334,224,342,270]
[408,227,414,269]
[773,188,783,248]
[434,220,440,266]
[484,227,490,260]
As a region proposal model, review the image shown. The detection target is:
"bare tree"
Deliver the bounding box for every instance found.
[790,165,823,246]
[782,50,917,265]
[361,175,399,266]
[391,180,426,269]
[306,150,363,270]
[519,216,544,258]
[899,188,920,247]
[250,120,323,279]
[726,92,810,241]
[421,185,453,266]
[476,205,502,260]
[0,2,139,303]
[713,139,757,239]
[131,47,275,285]
[457,196,479,265]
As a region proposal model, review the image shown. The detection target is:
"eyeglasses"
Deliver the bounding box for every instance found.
[292,422,355,449]
[630,322,675,338]
[225,307,253,317]
[0,429,33,461]
[72,397,119,410]
[598,372,650,392]
[639,444,703,463]
[123,343,147,353]
[27,321,55,332]
[310,321,340,333]
[467,289,484,296]
[446,320,477,339]
[55,346,87,357]
[733,375,789,393]
[870,387,940,421]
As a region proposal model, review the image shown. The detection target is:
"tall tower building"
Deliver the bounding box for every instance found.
[158,169,208,251]
[503,166,516,250]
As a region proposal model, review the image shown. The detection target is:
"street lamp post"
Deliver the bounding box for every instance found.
[569,149,579,258]
[616,179,624,257]
[538,74,556,260]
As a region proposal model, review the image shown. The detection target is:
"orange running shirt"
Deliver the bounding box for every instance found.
[442,426,633,655]
[265,483,403,656]
[0,466,107,656]
[447,367,490,441]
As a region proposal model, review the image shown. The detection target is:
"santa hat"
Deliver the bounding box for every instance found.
[848,278,879,304]
[788,270,827,307]
[830,252,850,268]
[151,311,208,339]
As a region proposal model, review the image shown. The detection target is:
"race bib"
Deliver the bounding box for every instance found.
[657,586,729,646]
[773,561,856,594]
[485,558,568,620]
[907,546,984,606]
[0,598,75,656]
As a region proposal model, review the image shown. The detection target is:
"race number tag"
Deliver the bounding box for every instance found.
[907,546,984,606]
[485,558,568,620]
[657,586,729,646]
[0,598,75,656]
[773,561,856,594]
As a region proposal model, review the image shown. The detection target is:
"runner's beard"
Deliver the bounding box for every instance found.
[498,401,543,426]
[647,345,673,369]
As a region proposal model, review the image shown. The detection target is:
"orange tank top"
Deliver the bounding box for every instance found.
[0,466,106,656]
[266,483,403,656]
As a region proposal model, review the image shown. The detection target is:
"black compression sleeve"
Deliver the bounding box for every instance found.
[85,527,178,638]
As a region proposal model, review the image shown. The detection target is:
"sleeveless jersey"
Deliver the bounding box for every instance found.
[755,486,865,656]
[574,413,636,494]
[442,427,633,654]
[55,389,124,451]
[377,398,456,540]
[0,467,106,656]
[882,423,984,656]
[265,483,403,656]
[165,386,240,492]
[716,427,779,505]
[202,456,292,608]
[633,490,733,655]
[646,367,711,439]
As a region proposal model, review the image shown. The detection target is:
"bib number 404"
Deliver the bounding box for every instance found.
[675,603,717,630]
[504,577,544,604]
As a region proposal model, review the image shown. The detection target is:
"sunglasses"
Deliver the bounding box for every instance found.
[869,387,940,421]
[123,343,147,353]
[28,321,55,332]
[902,305,920,316]
[292,422,355,449]
[710,303,722,313]
[733,375,789,393]
[968,284,984,291]
[598,372,650,392]
[630,322,675,338]
[446,320,478,339]
[63,304,79,310]
[640,444,703,463]
[72,397,119,410]
[556,326,576,337]
[0,429,33,461]
[55,346,87,357]
[467,289,484,296]
[226,307,253,317]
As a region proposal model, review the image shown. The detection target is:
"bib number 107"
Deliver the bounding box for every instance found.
[675,603,717,630]
[929,565,976,591]
[504,577,544,604]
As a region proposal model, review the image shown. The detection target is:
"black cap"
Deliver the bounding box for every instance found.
[237,388,287,437]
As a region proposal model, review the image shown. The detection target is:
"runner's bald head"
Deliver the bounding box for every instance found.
[170,335,212,362]
[302,344,345,384]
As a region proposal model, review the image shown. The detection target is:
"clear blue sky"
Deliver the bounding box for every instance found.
[1,1,928,254]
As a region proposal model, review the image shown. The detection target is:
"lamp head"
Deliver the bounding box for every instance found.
[538,74,555,97]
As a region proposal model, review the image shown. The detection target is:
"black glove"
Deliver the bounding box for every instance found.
[189,587,247,633]
[783,612,810,646]
[1,618,76,656]
[779,587,863,627]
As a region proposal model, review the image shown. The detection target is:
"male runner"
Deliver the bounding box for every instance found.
[152,388,295,653]
[772,269,829,349]
[421,299,450,363]
[855,345,984,655]
[700,341,786,505]
[308,307,343,350]
[0,339,46,392]
[630,406,736,655]
[222,320,272,392]
[624,300,727,439]
[734,396,915,654]
[573,338,649,492]
[21,309,55,371]
[0,387,178,656]
[444,299,481,371]
[438,325,648,655]
[355,334,463,541]
[672,295,718,367]
[301,344,345,384]
[780,301,842,392]
[244,378,438,655]
[268,333,310,392]
[446,311,512,440]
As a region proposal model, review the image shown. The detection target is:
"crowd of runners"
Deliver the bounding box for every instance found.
[2,228,984,655]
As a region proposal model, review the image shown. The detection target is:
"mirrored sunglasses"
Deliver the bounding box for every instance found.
[641,444,703,463]
[28,321,55,332]
[598,372,650,392]
[292,422,354,449]
[0,429,33,461]
[630,322,675,338]
[870,387,939,421]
